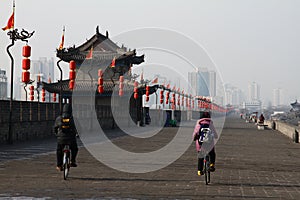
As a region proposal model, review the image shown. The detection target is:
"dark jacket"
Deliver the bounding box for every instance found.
[54,104,77,144]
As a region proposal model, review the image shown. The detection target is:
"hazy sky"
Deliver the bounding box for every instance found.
[1,0,300,105]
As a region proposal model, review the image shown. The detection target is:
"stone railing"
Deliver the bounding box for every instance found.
[265,120,299,143]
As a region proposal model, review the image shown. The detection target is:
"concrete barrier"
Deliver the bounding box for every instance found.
[265,120,300,143]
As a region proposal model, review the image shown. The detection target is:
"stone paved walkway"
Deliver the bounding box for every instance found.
[0,117,300,199]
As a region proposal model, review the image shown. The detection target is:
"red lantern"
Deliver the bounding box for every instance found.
[172,93,175,104]
[53,93,57,102]
[160,90,164,104]
[22,45,31,57]
[69,80,75,90]
[69,60,76,90]
[166,91,169,104]
[69,71,76,80]
[69,60,76,70]
[22,45,31,84]
[119,89,124,97]
[29,85,34,101]
[98,85,104,94]
[134,81,138,99]
[22,71,30,83]
[98,78,103,85]
[98,69,103,77]
[22,58,30,70]
[41,88,45,102]
[119,82,124,89]
[98,69,104,94]
[145,85,150,101]
[119,76,124,97]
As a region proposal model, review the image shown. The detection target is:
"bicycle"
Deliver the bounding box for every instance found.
[62,144,71,180]
[203,154,211,185]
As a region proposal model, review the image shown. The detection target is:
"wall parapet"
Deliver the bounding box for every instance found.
[265,120,299,143]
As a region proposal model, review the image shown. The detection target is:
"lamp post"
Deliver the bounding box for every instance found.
[5,28,34,144]
[57,59,63,114]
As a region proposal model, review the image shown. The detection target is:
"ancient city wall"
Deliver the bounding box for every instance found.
[265,120,300,143]
[0,100,60,143]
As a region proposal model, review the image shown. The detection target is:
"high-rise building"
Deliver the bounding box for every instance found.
[224,83,245,106]
[209,71,216,97]
[0,69,8,99]
[188,68,216,97]
[248,82,260,102]
[31,57,54,83]
[273,88,282,107]
[20,57,55,101]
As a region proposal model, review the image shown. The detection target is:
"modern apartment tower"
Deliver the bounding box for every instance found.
[0,69,8,99]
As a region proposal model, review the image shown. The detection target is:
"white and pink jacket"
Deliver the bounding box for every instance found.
[192,118,218,151]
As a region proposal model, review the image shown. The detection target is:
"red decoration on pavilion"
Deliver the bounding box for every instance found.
[69,60,76,90]
[151,77,158,84]
[134,81,138,99]
[166,91,170,105]
[86,46,93,59]
[171,93,176,110]
[160,90,164,104]
[110,56,116,68]
[119,76,124,96]
[98,69,104,94]
[145,85,150,102]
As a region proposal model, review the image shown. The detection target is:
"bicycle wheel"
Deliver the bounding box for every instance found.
[204,158,209,185]
[207,162,210,184]
[63,152,70,180]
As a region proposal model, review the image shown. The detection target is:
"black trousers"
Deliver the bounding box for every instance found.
[56,142,78,166]
[198,147,216,171]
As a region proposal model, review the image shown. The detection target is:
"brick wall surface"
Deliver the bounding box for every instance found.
[0,100,60,144]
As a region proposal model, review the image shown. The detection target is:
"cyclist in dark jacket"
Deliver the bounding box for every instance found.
[54,104,78,171]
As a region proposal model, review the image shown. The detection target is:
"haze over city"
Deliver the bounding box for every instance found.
[1,0,300,106]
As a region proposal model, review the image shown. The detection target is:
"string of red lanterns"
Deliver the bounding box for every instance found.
[160,90,164,104]
[69,60,76,90]
[21,45,31,84]
[145,85,150,102]
[98,69,104,94]
[41,88,46,102]
[119,76,124,97]
[29,85,34,101]
[134,81,138,99]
